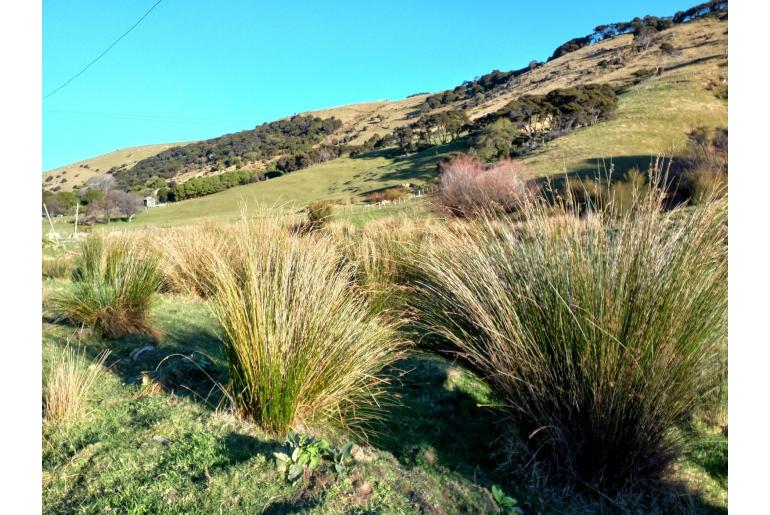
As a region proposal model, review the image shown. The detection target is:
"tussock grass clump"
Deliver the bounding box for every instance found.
[348,217,426,295]
[155,223,239,297]
[42,253,75,279]
[305,200,333,229]
[409,182,727,490]
[52,235,163,339]
[202,218,407,436]
[43,347,110,425]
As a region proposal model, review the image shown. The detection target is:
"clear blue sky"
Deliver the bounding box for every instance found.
[43,0,692,171]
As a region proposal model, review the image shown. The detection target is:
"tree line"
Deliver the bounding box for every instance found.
[417,68,533,112]
[393,110,470,154]
[549,0,727,61]
[42,175,143,223]
[413,1,727,114]
[111,115,343,189]
[165,169,261,201]
[470,84,618,160]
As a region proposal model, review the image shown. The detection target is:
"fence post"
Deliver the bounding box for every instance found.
[43,202,60,245]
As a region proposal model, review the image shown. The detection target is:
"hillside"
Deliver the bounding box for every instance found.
[521,17,728,176]
[127,14,726,227]
[44,7,727,226]
[43,142,191,192]
[134,142,460,226]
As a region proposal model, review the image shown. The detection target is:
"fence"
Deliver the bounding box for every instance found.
[334,186,437,216]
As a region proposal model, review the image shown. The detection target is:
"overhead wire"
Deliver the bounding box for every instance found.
[43,0,164,99]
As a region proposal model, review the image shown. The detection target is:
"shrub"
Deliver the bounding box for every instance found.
[201,219,407,436]
[43,347,110,425]
[306,201,333,228]
[433,154,535,217]
[52,235,163,339]
[409,180,727,490]
[364,187,408,204]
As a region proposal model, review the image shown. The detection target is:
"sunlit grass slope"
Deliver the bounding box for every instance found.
[132,141,465,227]
[522,71,727,176]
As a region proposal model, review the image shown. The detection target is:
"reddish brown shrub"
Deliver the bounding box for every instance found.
[434,154,536,217]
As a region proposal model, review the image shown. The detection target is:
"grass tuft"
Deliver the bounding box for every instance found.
[51,235,163,339]
[409,175,727,491]
[42,253,75,279]
[43,346,110,426]
[154,223,237,297]
[189,218,408,436]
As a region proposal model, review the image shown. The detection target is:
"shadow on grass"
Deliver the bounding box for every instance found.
[351,147,403,160]
[538,154,665,181]
[100,325,227,406]
[352,139,471,194]
[45,298,229,410]
[262,498,321,514]
[532,154,696,200]
[372,354,728,514]
[371,354,508,486]
[682,423,728,491]
[217,431,276,470]
[663,54,725,74]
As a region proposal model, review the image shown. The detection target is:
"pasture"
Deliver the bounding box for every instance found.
[42,180,728,514]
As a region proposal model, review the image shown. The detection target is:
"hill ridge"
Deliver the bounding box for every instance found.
[42,2,727,197]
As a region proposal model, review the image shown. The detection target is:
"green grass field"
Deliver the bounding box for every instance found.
[522,73,728,177]
[128,141,464,227]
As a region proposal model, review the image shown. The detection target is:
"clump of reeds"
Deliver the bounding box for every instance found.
[154,223,239,297]
[353,218,424,292]
[51,234,163,339]
[43,346,110,426]
[199,218,407,436]
[42,253,75,279]
[409,175,727,490]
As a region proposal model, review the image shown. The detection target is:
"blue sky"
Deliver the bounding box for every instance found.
[43,0,692,170]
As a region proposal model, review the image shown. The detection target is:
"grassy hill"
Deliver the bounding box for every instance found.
[45,14,727,228]
[43,142,193,192]
[133,141,461,226]
[41,6,729,514]
[131,18,726,227]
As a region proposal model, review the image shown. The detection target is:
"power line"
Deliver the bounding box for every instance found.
[43,0,164,100]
